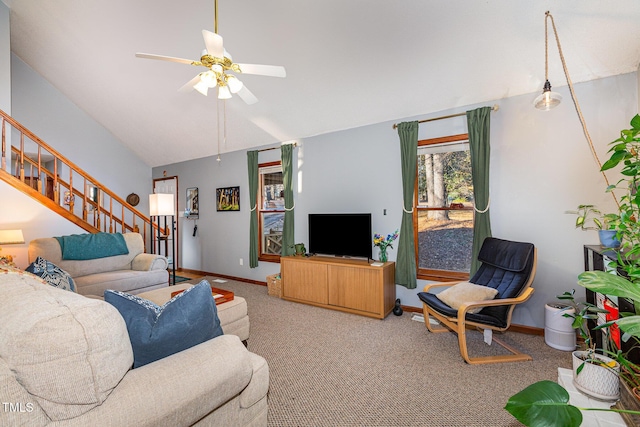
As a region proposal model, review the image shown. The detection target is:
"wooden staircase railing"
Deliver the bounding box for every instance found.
[0,109,157,244]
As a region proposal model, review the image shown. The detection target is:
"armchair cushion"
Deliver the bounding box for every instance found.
[435,281,498,314]
[105,280,223,368]
[477,237,533,272]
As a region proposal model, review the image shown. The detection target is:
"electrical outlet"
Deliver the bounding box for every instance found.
[239,258,244,266]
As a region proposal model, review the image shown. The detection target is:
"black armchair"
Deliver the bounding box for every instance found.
[418,237,537,364]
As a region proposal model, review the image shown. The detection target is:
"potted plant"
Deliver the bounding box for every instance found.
[568,204,621,248]
[556,290,620,400]
[505,115,640,426]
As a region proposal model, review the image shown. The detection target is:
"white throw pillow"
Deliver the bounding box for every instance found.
[436,281,498,314]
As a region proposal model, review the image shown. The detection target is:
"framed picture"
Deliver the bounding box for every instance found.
[185,187,199,218]
[216,186,240,211]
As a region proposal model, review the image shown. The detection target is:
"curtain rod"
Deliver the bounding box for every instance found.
[258,142,298,153]
[392,104,499,129]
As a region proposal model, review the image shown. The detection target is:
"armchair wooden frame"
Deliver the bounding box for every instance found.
[421,249,537,365]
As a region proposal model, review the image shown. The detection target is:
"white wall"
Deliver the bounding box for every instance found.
[155,72,637,329]
[1,53,154,264]
[0,185,84,269]
[0,1,9,113]
[10,55,153,213]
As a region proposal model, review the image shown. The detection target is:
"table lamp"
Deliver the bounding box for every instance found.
[0,229,25,267]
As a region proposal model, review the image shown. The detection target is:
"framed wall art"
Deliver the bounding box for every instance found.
[185,187,199,218]
[216,186,240,211]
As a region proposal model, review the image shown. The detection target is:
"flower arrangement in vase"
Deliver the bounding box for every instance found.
[373,229,399,262]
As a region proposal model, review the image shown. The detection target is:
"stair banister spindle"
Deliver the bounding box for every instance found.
[1,116,6,170]
[83,179,88,221]
[37,146,42,194]
[68,170,73,212]
[53,156,58,204]
[19,133,24,181]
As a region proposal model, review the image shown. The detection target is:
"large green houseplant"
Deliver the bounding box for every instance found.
[506,115,640,426]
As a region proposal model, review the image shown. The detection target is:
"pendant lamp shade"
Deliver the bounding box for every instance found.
[534,80,562,110]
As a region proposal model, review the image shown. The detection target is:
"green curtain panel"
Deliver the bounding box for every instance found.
[247,150,259,268]
[281,144,295,257]
[396,121,418,289]
[466,106,492,275]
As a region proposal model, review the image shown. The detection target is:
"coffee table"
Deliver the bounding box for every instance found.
[170,284,234,305]
[137,278,250,343]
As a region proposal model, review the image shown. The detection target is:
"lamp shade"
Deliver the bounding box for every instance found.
[534,80,562,110]
[534,90,562,110]
[149,193,175,216]
[0,229,25,245]
[218,85,232,100]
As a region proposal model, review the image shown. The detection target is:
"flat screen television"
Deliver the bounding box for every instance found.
[308,213,372,259]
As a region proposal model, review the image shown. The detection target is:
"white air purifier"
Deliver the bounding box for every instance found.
[544,303,576,351]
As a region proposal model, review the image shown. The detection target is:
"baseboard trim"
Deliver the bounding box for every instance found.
[178,268,267,286]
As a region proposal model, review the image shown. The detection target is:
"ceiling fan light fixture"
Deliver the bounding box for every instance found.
[201,71,218,88]
[194,81,209,96]
[227,75,243,93]
[136,0,286,105]
[218,85,232,100]
[534,80,562,110]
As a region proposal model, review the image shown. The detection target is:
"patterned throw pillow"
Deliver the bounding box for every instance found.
[104,280,223,368]
[25,256,76,292]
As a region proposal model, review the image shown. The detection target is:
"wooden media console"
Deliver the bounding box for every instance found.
[280,255,396,319]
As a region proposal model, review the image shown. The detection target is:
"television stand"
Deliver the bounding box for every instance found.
[280,255,396,319]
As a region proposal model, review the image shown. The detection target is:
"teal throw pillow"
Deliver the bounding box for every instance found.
[104,280,223,368]
[25,256,76,292]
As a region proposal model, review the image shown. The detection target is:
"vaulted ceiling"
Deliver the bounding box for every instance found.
[5,0,640,167]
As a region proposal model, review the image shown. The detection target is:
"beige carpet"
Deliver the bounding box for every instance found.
[195,277,573,426]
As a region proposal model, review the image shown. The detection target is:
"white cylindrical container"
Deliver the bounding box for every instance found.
[545,303,576,351]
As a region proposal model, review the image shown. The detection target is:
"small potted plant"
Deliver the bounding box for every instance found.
[568,204,620,248]
[556,290,620,400]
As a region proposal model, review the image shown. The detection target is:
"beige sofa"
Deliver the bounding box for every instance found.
[0,264,269,427]
[28,232,169,296]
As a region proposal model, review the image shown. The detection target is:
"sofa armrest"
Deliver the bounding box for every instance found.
[131,253,168,271]
[62,335,254,427]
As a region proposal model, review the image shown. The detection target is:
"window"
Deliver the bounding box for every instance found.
[259,161,284,261]
[415,134,474,281]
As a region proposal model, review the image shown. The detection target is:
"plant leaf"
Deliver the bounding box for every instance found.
[505,381,582,427]
[578,271,640,302]
[616,316,640,339]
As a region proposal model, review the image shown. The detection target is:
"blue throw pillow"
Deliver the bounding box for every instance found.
[25,256,76,292]
[104,280,223,368]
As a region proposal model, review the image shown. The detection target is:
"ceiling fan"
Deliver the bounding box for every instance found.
[135,0,286,105]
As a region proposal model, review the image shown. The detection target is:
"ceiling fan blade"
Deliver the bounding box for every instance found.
[236,85,258,105]
[178,74,202,93]
[135,53,195,65]
[236,63,286,78]
[202,30,224,58]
